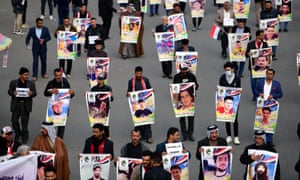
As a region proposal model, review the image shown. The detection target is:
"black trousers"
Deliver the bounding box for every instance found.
[22,0,27,24]
[135,125,152,139]
[221,31,228,55]
[101,16,112,39]
[192,17,202,28]
[179,116,194,137]
[161,61,172,76]
[57,126,65,139]
[179,2,186,12]
[11,102,30,141]
[225,113,239,137]
[59,59,72,75]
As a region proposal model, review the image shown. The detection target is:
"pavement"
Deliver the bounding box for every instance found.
[0,0,299,179]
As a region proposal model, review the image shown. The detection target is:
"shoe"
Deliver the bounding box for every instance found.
[233,137,240,145]
[149,14,154,17]
[155,13,159,15]
[272,56,277,61]
[12,29,17,34]
[15,30,25,35]
[222,53,227,59]
[67,74,71,78]
[279,29,282,32]
[181,135,187,142]
[21,24,28,28]
[226,136,232,144]
[40,15,45,19]
[284,28,288,32]
[167,75,173,79]
[32,77,37,81]
[122,55,128,60]
[188,135,195,142]
[146,138,153,144]
[239,74,244,78]
[42,74,48,79]
[197,26,202,30]
[49,15,53,20]
[192,27,197,31]
[162,74,167,78]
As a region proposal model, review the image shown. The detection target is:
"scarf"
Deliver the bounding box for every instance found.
[132,76,146,91]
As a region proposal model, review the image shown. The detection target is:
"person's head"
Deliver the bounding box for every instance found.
[53,68,63,83]
[80,3,87,13]
[151,151,162,166]
[127,3,135,13]
[280,4,290,15]
[92,123,105,140]
[131,128,141,145]
[138,99,146,109]
[97,73,105,86]
[237,19,246,28]
[256,56,267,69]
[134,66,143,80]
[16,145,31,156]
[90,17,97,27]
[41,121,57,143]
[254,162,268,177]
[262,107,271,122]
[92,163,102,178]
[192,0,202,10]
[254,130,266,145]
[178,88,194,109]
[223,96,234,112]
[265,26,275,40]
[170,165,181,180]
[36,18,43,28]
[224,1,231,11]
[95,39,104,51]
[223,62,234,76]
[255,30,265,41]
[63,17,70,27]
[167,127,180,142]
[264,0,273,10]
[181,39,189,46]
[173,3,181,12]
[235,40,241,48]
[207,124,219,140]
[1,126,14,143]
[213,149,230,174]
[19,67,30,81]
[44,166,57,180]
[161,16,168,25]
[141,150,152,168]
[52,101,63,115]
[179,63,189,74]
[266,68,275,81]
[129,23,135,30]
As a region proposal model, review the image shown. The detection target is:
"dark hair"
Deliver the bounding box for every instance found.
[256,30,264,37]
[167,127,179,139]
[264,0,272,4]
[253,162,268,180]
[173,3,180,8]
[131,128,141,135]
[81,3,87,6]
[91,17,96,21]
[142,150,152,157]
[213,151,230,164]
[266,68,275,74]
[44,166,56,174]
[53,68,61,74]
[63,17,70,20]
[36,18,43,23]
[224,96,234,102]
[170,165,181,171]
[151,151,162,164]
[135,66,143,72]
[181,39,189,45]
[93,123,104,131]
[178,87,194,103]
[262,107,271,113]
[223,62,234,69]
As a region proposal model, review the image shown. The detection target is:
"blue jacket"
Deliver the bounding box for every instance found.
[25,26,51,52]
[255,79,283,99]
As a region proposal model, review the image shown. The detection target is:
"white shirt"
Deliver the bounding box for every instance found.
[263,80,272,100]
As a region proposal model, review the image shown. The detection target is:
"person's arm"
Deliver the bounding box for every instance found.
[191,74,199,90]
[44,27,51,42]
[30,81,37,98]
[271,81,283,99]
[120,144,127,157]
[297,123,300,140]
[195,141,202,160]
[239,147,253,165]
[215,9,222,25]
[25,29,31,47]
[145,77,152,89]
[109,87,114,102]
[82,139,89,153]
[236,76,241,88]
[254,80,263,98]
[84,27,89,50]
[8,80,16,97]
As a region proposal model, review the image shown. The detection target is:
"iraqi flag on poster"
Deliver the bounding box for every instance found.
[210,24,221,40]
[163,153,189,180]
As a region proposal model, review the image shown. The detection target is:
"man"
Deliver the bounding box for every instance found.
[196,125,227,180]
[176,39,195,52]
[173,63,199,141]
[43,166,58,180]
[219,62,241,145]
[55,17,77,78]
[25,18,51,81]
[240,130,280,180]
[155,16,173,79]
[11,0,26,35]
[83,123,114,160]
[130,150,152,180]
[8,67,37,143]
[170,165,181,180]
[0,126,22,156]
[232,19,251,77]
[254,0,264,27]
[88,164,105,180]
[144,151,172,180]
[127,66,153,144]
[260,0,279,60]
[209,149,231,178]
[246,30,269,101]
[84,17,106,57]
[255,68,283,145]
[44,68,75,138]
[55,0,71,25]
[90,73,113,137]
[216,1,236,58]
[120,129,150,158]
[40,0,54,20]
[98,0,117,39]
[89,40,108,57]
[32,121,70,180]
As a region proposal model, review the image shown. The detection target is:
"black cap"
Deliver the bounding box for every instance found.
[97,74,105,80]
[19,67,29,75]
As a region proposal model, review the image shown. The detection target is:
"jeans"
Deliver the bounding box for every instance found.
[150,4,159,15]
[233,61,245,76]
[272,46,277,57]
[161,61,172,76]
[225,112,239,137]
[22,0,27,24]
[101,16,113,39]
[266,133,273,144]
[41,0,53,15]
[192,17,202,28]
[279,22,288,30]
[32,50,47,77]
[57,6,69,25]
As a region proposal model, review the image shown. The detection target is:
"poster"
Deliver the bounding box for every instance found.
[128,89,155,126]
[87,57,110,87]
[250,48,272,78]
[297,53,300,86]
[166,142,183,155]
[228,33,250,62]
[79,154,111,180]
[277,0,292,22]
[175,51,198,75]
[168,13,188,41]
[30,151,56,173]
[85,91,111,127]
[165,0,179,10]
[149,0,161,5]
[216,86,242,122]
[118,0,128,3]
[73,18,91,44]
[163,153,189,180]
[169,83,196,118]
[141,0,147,12]
[201,146,232,180]
[254,98,279,134]
[117,157,142,180]
[189,0,205,18]
[154,32,175,62]
[233,0,250,19]
[247,150,278,180]
[260,18,279,47]
[121,16,141,43]
[57,31,77,60]
[46,89,71,126]
[216,0,230,4]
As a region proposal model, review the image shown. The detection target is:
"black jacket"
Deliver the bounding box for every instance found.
[44,78,74,98]
[98,0,116,18]
[91,84,114,101]
[144,166,171,180]
[84,24,106,50]
[219,74,241,88]
[246,40,269,70]
[173,72,199,90]
[232,25,252,40]
[83,136,114,159]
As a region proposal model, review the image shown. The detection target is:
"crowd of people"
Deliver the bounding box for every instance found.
[2,0,300,179]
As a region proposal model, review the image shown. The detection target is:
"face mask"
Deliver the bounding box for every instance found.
[225,70,232,76]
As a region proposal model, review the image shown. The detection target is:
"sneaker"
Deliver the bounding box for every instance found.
[67,74,71,79]
[40,15,45,19]
[188,135,195,142]
[284,28,288,32]
[233,137,240,145]
[12,29,17,34]
[197,26,202,30]
[226,136,232,144]
[192,27,197,31]
[22,24,28,28]
[16,30,25,35]
[146,138,153,144]
[49,15,53,20]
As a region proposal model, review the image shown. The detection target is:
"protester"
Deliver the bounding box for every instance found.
[11,0,26,35]
[88,40,107,57]
[0,126,21,156]
[98,0,117,39]
[43,166,58,180]
[40,0,54,20]
[8,67,37,143]
[144,151,172,180]
[25,18,51,81]
[55,0,71,25]
[130,150,152,180]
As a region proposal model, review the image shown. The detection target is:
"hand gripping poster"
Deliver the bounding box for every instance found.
[87,57,110,87]
[276,0,292,22]
[189,0,206,18]
[121,16,141,43]
[117,157,142,180]
[233,0,250,19]
[73,18,91,44]
[170,82,196,118]
[201,146,233,180]
[57,31,77,60]
[254,98,279,134]
[260,18,279,47]
[154,32,175,61]
[79,154,111,180]
[128,89,155,126]
[250,48,272,78]
[168,13,188,41]
[163,153,189,180]
[216,86,242,122]
[175,51,198,75]
[297,53,300,86]
[247,150,278,180]
[46,89,71,126]
[85,91,111,127]
[228,33,250,62]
